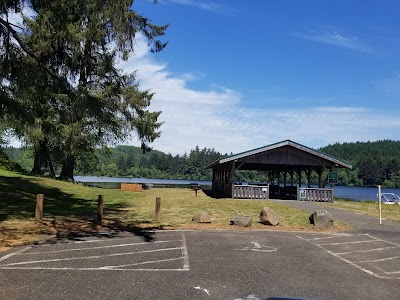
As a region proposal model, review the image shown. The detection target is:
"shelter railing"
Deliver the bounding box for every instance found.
[233,184,269,199]
[297,187,333,202]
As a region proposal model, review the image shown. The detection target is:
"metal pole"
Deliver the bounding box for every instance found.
[378,185,382,225]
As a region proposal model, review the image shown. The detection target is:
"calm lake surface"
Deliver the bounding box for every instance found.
[74,176,400,202]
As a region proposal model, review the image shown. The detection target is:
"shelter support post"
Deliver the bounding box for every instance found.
[297,169,302,186]
[283,171,287,187]
[307,168,312,188]
[317,167,323,188]
[212,170,216,191]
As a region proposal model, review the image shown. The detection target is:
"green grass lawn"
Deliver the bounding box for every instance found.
[323,198,400,222]
[0,169,349,252]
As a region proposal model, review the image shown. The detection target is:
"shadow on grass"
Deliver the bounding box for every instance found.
[202,189,224,199]
[0,174,102,220]
[0,174,157,244]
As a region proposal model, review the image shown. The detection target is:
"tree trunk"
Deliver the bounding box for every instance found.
[59,153,75,181]
[31,139,55,177]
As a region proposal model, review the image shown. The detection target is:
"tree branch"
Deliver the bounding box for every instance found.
[0,17,71,90]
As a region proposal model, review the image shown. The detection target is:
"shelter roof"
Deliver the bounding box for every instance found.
[206,139,352,170]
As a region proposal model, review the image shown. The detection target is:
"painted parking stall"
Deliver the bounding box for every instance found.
[1,230,400,300]
[0,232,189,271]
[296,232,400,279]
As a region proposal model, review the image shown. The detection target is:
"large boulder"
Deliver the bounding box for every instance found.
[259,207,280,226]
[309,210,333,228]
[192,212,212,223]
[230,215,252,227]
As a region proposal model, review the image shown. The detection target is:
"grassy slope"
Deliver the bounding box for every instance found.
[0,168,350,252]
[324,199,400,223]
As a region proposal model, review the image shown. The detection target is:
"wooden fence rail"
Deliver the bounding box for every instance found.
[233,185,269,199]
[297,187,333,202]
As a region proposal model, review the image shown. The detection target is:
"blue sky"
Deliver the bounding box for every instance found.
[9,1,400,155]
[121,0,400,155]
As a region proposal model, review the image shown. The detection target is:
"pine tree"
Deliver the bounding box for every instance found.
[1,1,167,179]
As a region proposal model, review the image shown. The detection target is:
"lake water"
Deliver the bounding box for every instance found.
[74,176,212,190]
[74,176,400,202]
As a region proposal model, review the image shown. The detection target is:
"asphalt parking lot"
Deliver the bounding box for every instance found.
[1,229,399,300]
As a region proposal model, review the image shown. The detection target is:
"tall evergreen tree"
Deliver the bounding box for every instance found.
[1,1,167,179]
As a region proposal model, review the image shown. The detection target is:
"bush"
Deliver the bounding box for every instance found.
[383,179,397,188]
[0,147,25,173]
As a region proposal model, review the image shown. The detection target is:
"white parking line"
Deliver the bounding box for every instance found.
[314,244,379,277]
[2,247,182,267]
[336,245,400,255]
[359,255,400,263]
[304,233,353,241]
[20,239,179,255]
[316,240,378,246]
[0,233,190,272]
[99,257,184,269]
[0,266,189,271]
[0,246,31,262]
[181,234,190,270]
[296,233,400,279]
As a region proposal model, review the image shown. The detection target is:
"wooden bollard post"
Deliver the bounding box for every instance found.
[35,194,44,221]
[97,195,104,225]
[155,197,161,222]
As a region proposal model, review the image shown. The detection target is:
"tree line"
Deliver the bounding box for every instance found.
[4,140,400,187]
[1,1,166,180]
[320,140,400,188]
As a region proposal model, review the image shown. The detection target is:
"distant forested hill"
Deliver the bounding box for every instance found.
[320,140,400,163]
[320,140,400,187]
[3,140,400,187]
[0,147,25,172]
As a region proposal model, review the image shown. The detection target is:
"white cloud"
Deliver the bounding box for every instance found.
[120,35,399,155]
[159,0,235,15]
[294,30,372,53]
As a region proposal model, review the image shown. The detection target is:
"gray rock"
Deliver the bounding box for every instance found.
[309,210,333,227]
[259,207,280,226]
[192,212,212,223]
[230,215,252,227]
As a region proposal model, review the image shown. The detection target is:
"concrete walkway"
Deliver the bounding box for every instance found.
[271,199,400,243]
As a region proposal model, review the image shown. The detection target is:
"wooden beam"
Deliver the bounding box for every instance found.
[212,169,216,191]
[290,170,294,186]
[235,162,245,171]
[283,171,287,187]
[317,167,323,188]
[297,169,302,186]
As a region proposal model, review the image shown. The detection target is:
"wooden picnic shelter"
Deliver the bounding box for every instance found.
[206,140,352,202]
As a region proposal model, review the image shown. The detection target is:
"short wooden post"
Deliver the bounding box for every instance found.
[97,195,104,225]
[35,194,44,221]
[155,197,161,222]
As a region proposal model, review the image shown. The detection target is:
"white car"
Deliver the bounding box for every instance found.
[379,193,400,204]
